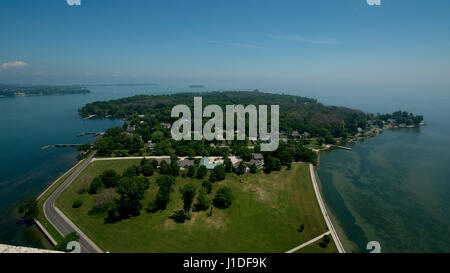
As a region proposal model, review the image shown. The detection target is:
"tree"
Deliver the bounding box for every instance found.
[211,164,226,181]
[236,161,247,175]
[249,163,258,173]
[196,165,207,179]
[151,131,164,143]
[202,180,212,194]
[123,165,140,177]
[94,137,114,156]
[180,183,196,218]
[128,134,144,154]
[100,169,120,188]
[142,162,154,176]
[186,165,196,178]
[105,201,120,223]
[89,176,103,194]
[170,161,180,177]
[264,156,281,173]
[18,196,38,221]
[279,150,293,165]
[294,145,318,165]
[195,188,211,211]
[115,176,149,219]
[213,186,233,209]
[153,175,176,210]
[159,160,170,175]
[224,157,233,173]
[78,143,91,152]
[140,157,147,167]
[151,159,159,169]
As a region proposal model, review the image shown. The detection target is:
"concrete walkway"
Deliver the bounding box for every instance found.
[286,231,331,253]
[309,164,345,253]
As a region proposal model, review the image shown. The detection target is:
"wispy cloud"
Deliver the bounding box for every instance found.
[202,40,265,49]
[269,34,341,45]
[2,61,29,69]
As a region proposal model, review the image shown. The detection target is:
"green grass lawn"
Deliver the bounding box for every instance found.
[56,160,334,253]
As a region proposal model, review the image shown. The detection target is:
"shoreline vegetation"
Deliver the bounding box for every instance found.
[0,84,90,98]
[31,90,424,252]
[77,91,424,160]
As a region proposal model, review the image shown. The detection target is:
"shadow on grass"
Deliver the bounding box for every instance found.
[169,210,190,223]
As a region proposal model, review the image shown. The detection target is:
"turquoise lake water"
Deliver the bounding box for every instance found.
[0,86,448,252]
[311,91,450,253]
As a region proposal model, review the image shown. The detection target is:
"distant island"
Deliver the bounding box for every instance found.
[0,84,90,98]
[85,83,158,87]
[189,85,205,88]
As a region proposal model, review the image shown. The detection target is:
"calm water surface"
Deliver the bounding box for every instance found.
[312,92,450,253]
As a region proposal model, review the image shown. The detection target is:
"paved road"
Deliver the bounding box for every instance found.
[43,152,103,253]
[309,164,346,253]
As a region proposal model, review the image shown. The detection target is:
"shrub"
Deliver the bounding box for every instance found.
[196,165,207,179]
[72,199,83,208]
[89,177,103,194]
[202,180,212,194]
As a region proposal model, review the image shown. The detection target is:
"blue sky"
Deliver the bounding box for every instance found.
[0,0,449,93]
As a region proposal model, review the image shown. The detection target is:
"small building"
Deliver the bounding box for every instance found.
[250,153,264,169]
[178,159,194,170]
[302,132,310,138]
[126,125,136,133]
[291,131,301,138]
[156,158,171,165]
[160,122,171,129]
[260,136,271,143]
[199,156,222,170]
[253,153,264,161]
[146,141,155,152]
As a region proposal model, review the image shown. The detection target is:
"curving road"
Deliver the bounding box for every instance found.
[43,152,103,253]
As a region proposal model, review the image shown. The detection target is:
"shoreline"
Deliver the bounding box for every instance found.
[309,164,345,253]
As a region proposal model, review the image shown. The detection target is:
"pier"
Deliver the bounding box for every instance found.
[333,145,352,151]
[40,144,82,150]
[77,132,104,137]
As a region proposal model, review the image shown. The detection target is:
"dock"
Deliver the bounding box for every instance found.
[77,132,104,137]
[40,144,82,150]
[333,145,352,151]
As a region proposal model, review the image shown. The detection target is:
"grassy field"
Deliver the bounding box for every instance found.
[56,160,335,253]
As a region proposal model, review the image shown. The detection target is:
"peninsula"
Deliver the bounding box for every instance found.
[32,91,423,253]
[0,84,90,98]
